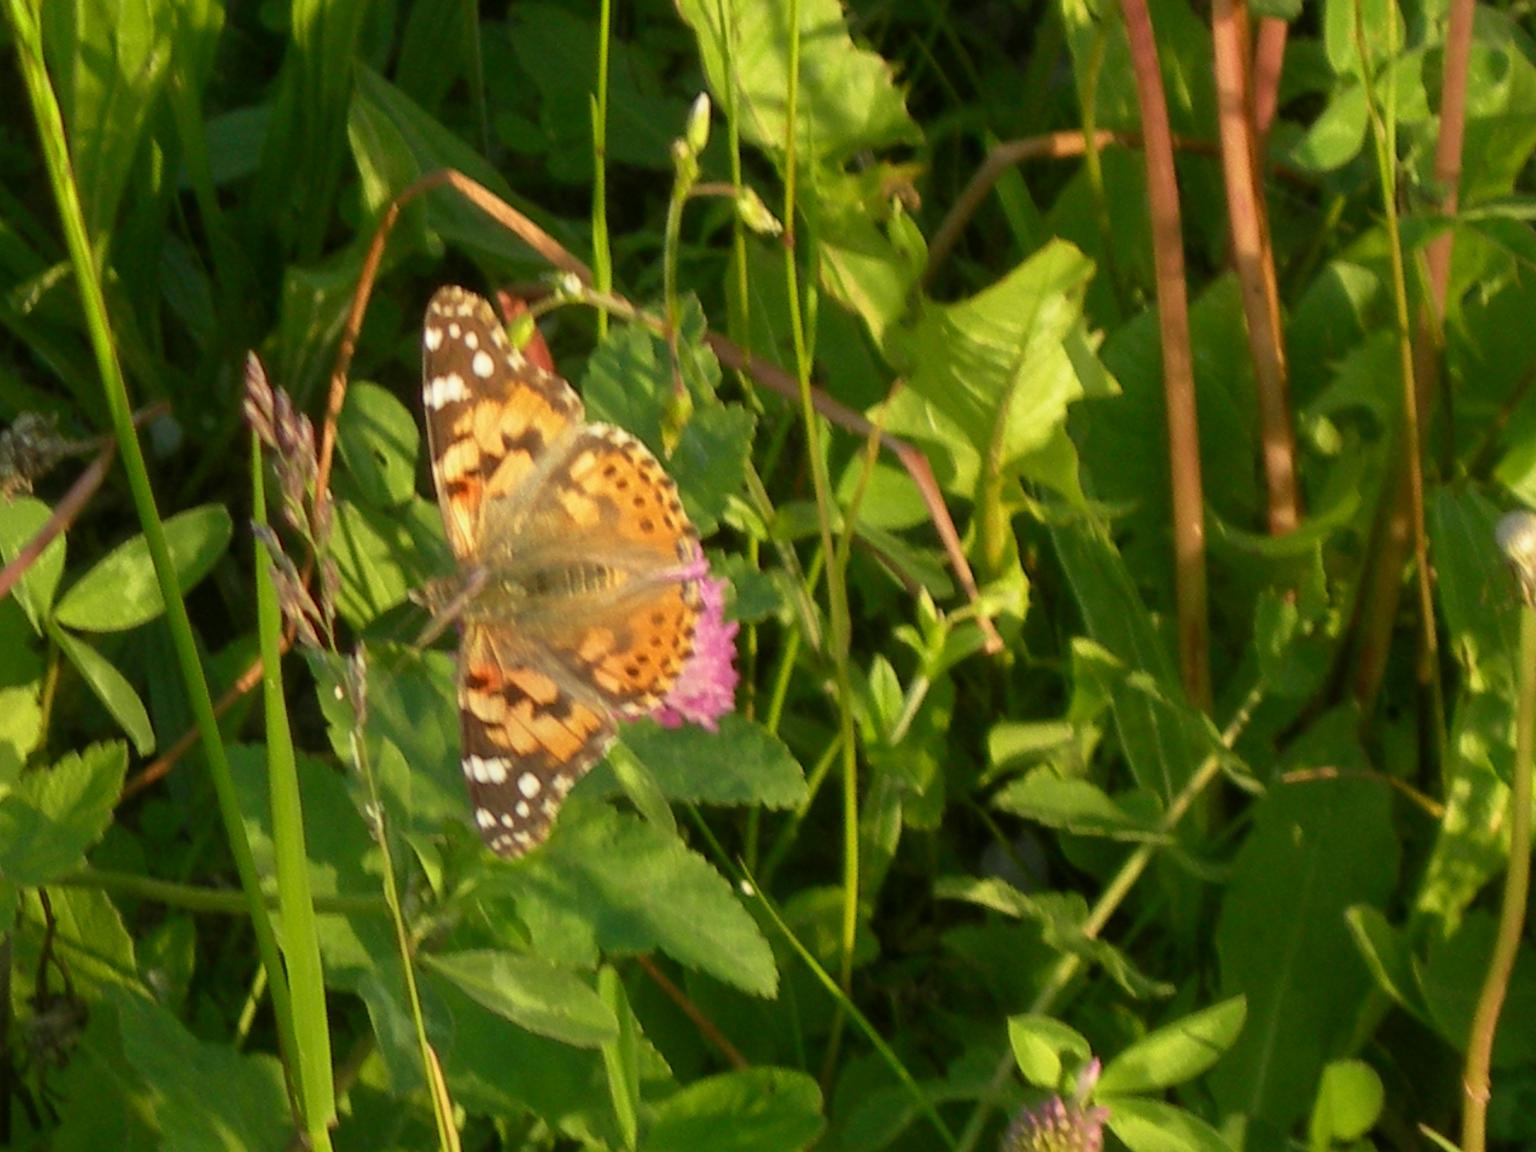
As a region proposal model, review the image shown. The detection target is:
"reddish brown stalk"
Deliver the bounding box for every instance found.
[635,955,748,1069]
[1251,18,1288,150]
[1119,0,1211,710]
[1212,0,1299,535]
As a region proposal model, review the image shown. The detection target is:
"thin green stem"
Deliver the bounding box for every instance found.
[1356,0,1447,771]
[1461,605,1535,1152]
[591,0,614,340]
[253,431,335,1146]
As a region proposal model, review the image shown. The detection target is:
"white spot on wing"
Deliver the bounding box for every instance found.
[472,350,496,379]
[518,772,541,798]
[424,325,445,351]
[426,372,470,410]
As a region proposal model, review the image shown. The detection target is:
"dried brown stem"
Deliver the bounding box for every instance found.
[1120,0,1211,711]
[635,954,748,1069]
[1213,0,1299,536]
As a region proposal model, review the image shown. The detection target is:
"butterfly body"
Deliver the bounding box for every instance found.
[421,286,701,856]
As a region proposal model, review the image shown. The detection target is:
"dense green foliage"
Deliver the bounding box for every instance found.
[0,0,1533,1150]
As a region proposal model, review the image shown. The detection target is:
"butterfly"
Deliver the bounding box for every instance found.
[421,286,701,856]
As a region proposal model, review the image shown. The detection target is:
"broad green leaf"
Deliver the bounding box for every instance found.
[641,1068,824,1152]
[669,406,756,538]
[423,950,616,1048]
[1210,714,1398,1132]
[1309,1059,1384,1144]
[0,496,65,632]
[1006,1014,1092,1088]
[1105,1096,1235,1152]
[620,715,806,808]
[1323,0,1401,76]
[54,506,232,633]
[41,0,173,237]
[51,627,155,756]
[992,768,1165,842]
[1288,84,1368,173]
[337,380,420,508]
[116,989,289,1151]
[0,742,125,885]
[885,241,1098,499]
[1053,532,1224,801]
[676,0,918,169]
[509,813,778,997]
[1096,998,1246,1095]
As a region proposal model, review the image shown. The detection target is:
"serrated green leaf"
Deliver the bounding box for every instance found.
[512,813,778,997]
[670,406,755,537]
[423,950,616,1048]
[0,497,66,632]
[337,380,420,508]
[1106,1096,1235,1152]
[620,715,806,809]
[54,506,232,633]
[52,627,155,755]
[641,1068,825,1152]
[0,742,125,885]
[1097,998,1246,1095]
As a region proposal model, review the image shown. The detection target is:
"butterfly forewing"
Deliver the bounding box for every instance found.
[421,286,583,558]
